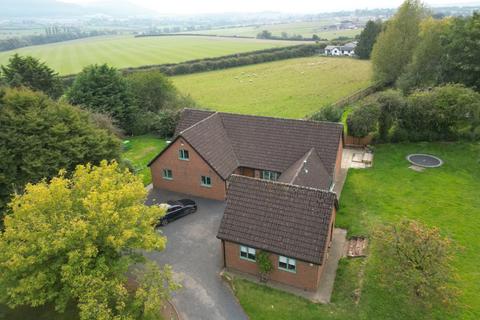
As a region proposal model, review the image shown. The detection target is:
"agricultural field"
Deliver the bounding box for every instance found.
[234,142,480,320]
[180,21,362,39]
[0,35,300,75]
[172,56,372,119]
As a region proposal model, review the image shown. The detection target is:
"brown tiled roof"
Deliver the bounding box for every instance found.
[217,175,337,264]
[278,148,333,190]
[181,113,238,179]
[174,109,214,137]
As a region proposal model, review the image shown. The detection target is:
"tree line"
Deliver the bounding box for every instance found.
[0,29,118,52]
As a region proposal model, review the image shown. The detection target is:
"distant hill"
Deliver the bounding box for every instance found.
[0,0,153,18]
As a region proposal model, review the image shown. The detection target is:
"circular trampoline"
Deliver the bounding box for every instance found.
[407,154,443,168]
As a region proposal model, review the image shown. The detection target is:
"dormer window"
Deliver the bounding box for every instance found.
[179,149,189,160]
[261,170,279,181]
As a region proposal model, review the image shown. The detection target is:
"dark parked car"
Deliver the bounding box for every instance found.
[157,199,197,226]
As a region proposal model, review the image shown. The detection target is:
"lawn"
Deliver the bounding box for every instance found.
[0,35,300,75]
[121,134,167,185]
[180,21,362,40]
[232,142,480,320]
[172,56,372,119]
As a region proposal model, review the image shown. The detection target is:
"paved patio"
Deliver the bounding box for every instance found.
[224,228,347,303]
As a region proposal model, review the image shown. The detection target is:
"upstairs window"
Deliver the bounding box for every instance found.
[240,246,256,262]
[261,170,280,181]
[279,256,296,273]
[162,169,173,180]
[201,176,212,187]
[179,149,189,160]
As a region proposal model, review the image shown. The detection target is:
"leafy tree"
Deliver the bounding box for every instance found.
[0,54,63,98]
[257,30,272,39]
[376,90,405,141]
[256,251,273,283]
[397,18,451,92]
[67,64,136,133]
[0,161,177,320]
[126,71,177,113]
[310,104,344,123]
[374,219,458,310]
[371,0,428,84]
[355,20,383,59]
[347,102,381,138]
[443,12,480,90]
[394,84,480,141]
[0,88,120,214]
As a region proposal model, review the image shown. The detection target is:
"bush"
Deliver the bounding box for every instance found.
[309,104,344,122]
[394,84,480,141]
[347,102,381,138]
[152,109,182,138]
[376,90,405,141]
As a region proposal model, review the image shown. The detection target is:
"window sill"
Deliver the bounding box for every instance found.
[240,256,256,263]
[200,184,212,188]
[278,267,297,274]
[179,158,190,161]
[163,177,173,180]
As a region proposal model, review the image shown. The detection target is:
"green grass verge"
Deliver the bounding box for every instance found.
[172,56,372,119]
[121,134,167,185]
[233,142,480,320]
[0,35,300,75]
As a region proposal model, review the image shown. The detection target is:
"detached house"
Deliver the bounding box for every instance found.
[324,42,357,56]
[148,108,344,291]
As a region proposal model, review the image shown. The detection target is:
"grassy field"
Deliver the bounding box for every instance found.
[172,56,372,118]
[233,142,480,320]
[180,21,362,39]
[122,134,167,185]
[0,35,300,75]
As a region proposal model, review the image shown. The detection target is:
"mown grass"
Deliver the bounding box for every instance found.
[180,21,361,40]
[172,56,372,119]
[121,134,167,185]
[0,35,299,75]
[234,142,480,320]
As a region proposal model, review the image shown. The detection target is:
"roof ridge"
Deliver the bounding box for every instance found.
[179,111,219,136]
[287,148,315,185]
[230,174,336,195]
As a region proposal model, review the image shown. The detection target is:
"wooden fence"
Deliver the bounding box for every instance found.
[331,82,383,109]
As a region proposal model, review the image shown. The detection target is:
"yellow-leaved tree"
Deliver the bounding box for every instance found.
[0,161,179,320]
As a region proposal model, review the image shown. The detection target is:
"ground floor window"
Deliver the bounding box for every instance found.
[201,175,212,187]
[240,245,256,262]
[261,170,280,181]
[279,256,296,273]
[162,169,173,180]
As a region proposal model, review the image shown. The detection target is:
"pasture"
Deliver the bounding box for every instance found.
[180,21,362,39]
[172,56,372,118]
[0,35,300,75]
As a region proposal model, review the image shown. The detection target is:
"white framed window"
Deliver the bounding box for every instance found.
[179,149,189,160]
[261,170,280,181]
[240,245,256,262]
[201,175,212,187]
[278,256,296,273]
[162,169,173,180]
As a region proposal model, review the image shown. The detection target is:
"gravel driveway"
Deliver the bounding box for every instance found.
[145,188,248,320]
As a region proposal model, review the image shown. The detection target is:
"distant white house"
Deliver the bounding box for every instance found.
[324,42,357,56]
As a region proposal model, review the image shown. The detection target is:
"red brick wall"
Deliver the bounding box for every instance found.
[224,241,324,291]
[150,138,227,200]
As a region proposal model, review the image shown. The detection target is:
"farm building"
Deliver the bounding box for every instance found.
[148,108,344,291]
[324,42,357,56]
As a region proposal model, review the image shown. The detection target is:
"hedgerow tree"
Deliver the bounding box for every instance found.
[0,88,120,215]
[371,0,428,84]
[374,220,458,310]
[0,161,178,320]
[355,20,383,59]
[0,54,63,98]
[347,102,381,138]
[67,64,136,133]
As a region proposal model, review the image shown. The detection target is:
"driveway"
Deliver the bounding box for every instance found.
[145,188,248,320]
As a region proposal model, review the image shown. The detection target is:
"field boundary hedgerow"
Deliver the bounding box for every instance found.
[60,43,325,85]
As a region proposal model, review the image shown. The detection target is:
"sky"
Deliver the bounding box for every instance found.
[60,0,478,15]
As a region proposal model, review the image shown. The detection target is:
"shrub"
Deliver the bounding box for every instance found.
[152,109,181,138]
[376,90,406,141]
[347,102,381,138]
[309,104,344,122]
[256,251,273,282]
